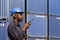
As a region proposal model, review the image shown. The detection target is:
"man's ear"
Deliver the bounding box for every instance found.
[13,14,17,19]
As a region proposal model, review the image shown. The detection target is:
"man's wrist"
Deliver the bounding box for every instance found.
[23,27,27,32]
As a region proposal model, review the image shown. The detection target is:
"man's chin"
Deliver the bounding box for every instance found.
[20,20,23,22]
[18,20,23,22]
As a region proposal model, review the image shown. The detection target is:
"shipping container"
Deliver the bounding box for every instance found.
[0,0,60,40]
[0,20,9,40]
[49,15,60,40]
[27,0,47,14]
[0,0,9,18]
[49,0,60,15]
[27,13,47,40]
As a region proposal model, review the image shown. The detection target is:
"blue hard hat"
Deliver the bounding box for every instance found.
[10,7,23,16]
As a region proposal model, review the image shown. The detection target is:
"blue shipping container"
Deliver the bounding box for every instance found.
[28,0,47,14]
[27,13,47,40]
[49,0,60,15]
[49,16,60,37]
[0,20,9,40]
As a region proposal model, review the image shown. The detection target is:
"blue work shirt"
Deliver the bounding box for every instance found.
[7,21,26,40]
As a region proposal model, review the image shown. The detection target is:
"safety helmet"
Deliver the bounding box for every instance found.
[10,7,23,16]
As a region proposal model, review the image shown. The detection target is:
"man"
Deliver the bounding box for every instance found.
[8,8,31,40]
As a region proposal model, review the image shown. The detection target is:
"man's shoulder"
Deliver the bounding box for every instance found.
[8,22,14,30]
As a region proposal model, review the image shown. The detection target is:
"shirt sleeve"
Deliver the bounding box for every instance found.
[8,25,26,40]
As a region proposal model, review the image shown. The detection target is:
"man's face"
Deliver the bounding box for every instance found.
[15,13,23,22]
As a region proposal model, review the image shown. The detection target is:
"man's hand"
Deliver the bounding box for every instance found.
[23,23,31,31]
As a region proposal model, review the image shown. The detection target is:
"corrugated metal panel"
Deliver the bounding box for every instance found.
[28,0,47,14]
[49,0,60,15]
[49,0,60,39]
[0,0,9,18]
[49,15,60,37]
[9,0,24,11]
[0,0,24,18]
[0,20,9,40]
[27,13,47,37]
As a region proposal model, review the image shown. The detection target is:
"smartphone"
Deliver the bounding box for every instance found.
[28,19,34,23]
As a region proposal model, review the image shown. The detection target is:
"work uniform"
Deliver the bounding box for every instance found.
[7,21,26,40]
